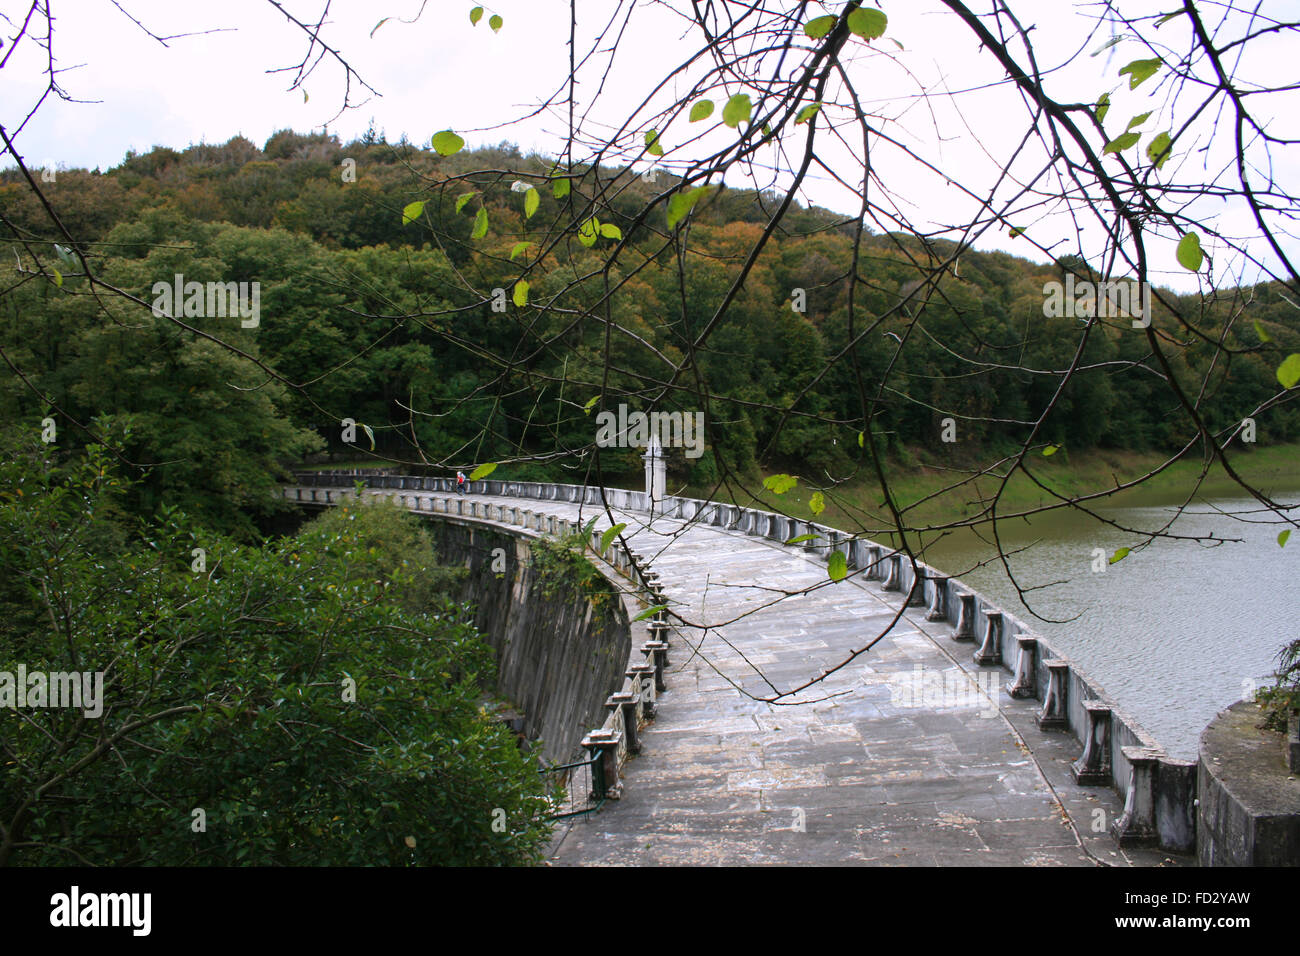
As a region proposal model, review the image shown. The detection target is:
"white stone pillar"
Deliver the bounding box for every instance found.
[643,434,666,513]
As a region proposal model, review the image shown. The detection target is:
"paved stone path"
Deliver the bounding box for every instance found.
[292,486,1182,867]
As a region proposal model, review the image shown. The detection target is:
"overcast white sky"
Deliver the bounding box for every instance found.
[2,0,1296,292]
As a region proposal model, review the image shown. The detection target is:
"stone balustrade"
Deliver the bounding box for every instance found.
[285,470,1197,852]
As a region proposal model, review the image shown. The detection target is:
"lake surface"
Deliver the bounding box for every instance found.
[909,491,1299,760]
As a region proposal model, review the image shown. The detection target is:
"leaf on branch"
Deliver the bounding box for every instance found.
[764,473,797,494]
[1146,131,1172,169]
[509,241,534,261]
[632,604,669,622]
[600,523,627,553]
[360,423,375,451]
[469,6,484,26]
[1042,443,1061,456]
[1279,529,1292,549]
[401,200,425,225]
[599,222,622,240]
[1253,320,1272,343]
[809,491,825,515]
[1090,35,1124,56]
[1102,131,1140,154]
[804,15,836,39]
[583,396,600,415]
[1095,93,1110,123]
[795,102,822,125]
[1008,226,1025,238]
[489,14,503,32]
[722,93,752,128]
[1277,354,1300,390]
[577,217,600,247]
[1155,12,1181,26]
[1109,546,1130,564]
[1119,57,1162,89]
[786,533,820,545]
[455,192,478,213]
[847,8,887,40]
[51,268,62,288]
[666,185,710,228]
[645,129,664,157]
[827,551,847,582]
[471,207,489,239]
[469,463,497,481]
[523,186,539,219]
[431,130,465,156]
[512,281,528,307]
[689,100,714,122]
[1176,231,1203,271]
[1126,111,1152,131]
[552,177,571,199]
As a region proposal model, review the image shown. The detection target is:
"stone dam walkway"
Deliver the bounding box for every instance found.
[295,484,1182,867]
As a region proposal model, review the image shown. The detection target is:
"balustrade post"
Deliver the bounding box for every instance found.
[643,640,670,692]
[580,729,623,801]
[925,576,949,621]
[1111,746,1160,846]
[881,553,902,591]
[973,610,1003,666]
[1071,701,1113,786]
[905,567,928,607]
[1006,635,1038,698]
[1037,660,1070,731]
[628,663,657,717]
[607,692,641,754]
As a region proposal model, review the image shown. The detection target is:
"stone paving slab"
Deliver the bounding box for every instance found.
[294,486,1187,867]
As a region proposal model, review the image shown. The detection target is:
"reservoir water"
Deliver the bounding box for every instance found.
[912,491,1299,760]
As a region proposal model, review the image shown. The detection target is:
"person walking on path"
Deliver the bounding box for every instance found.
[456,470,467,495]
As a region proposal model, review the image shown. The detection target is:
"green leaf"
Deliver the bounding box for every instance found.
[764,473,797,494]
[512,281,529,307]
[1279,529,1292,549]
[577,217,600,247]
[1126,111,1152,131]
[795,102,821,125]
[469,462,497,481]
[827,551,847,582]
[360,423,375,451]
[804,15,836,39]
[1146,131,1172,169]
[471,207,489,240]
[1119,57,1162,89]
[370,17,391,38]
[1253,320,1272,343]
[1091,35,1124,56]
[786,533,820,545]
[401,200,425,225]
[722,93,752,129]
[1102,131,1140,154]
[583,396,600,415]
[666,185,710,228]
[599,222,622,240]
[431,130,465,156]
[809,491,825,515]
[1109,546,1130,564]
[489,14,503,32]
[847,8,887,40]
[600,523,627,553]
[645,129,664,157]
[857,431,864,448]
[1095,93,1110,124]
[632,604,669,622]
[689,100,714,123]
[509,241,534,261]
[1176,231,1203,271]
[50,268,62,288]
[524,186,539,220]
[1155,12,1181,27]
[469,6,484,25]
[1008,225,1025,238]
[1277,354,1300,389]
[1042,443,1061,456]
[552,177,570,199]
[455,192,478,213]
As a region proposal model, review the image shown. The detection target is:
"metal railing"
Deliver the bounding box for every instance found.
[539,753,606,819]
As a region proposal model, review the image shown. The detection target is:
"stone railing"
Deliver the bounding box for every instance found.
[286,472,1197,851]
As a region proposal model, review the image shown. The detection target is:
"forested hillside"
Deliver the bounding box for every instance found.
[3,129,1296,530]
